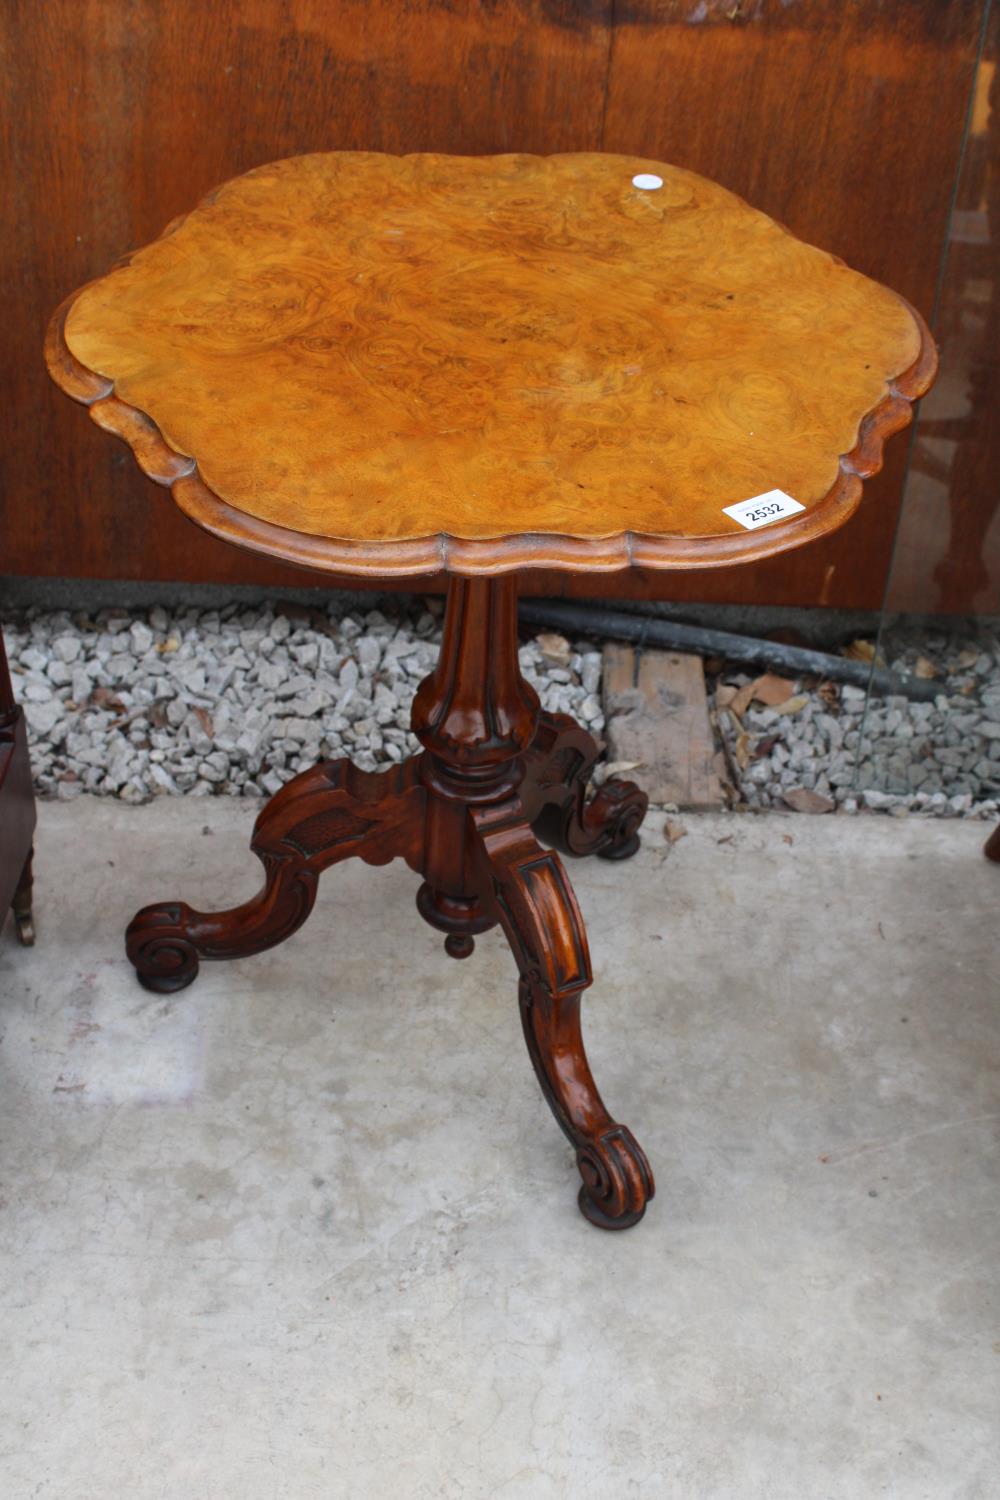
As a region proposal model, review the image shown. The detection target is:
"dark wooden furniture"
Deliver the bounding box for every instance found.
[0,628,35,946]
[986,824,1000,862]
[46,151,935,1228]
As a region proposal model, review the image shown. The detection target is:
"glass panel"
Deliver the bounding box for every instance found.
[861,0,1000,823]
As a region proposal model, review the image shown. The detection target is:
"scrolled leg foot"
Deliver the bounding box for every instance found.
[576,1125,655,1229]
[126,905,201,992]
[475,805,654,1229]
[126,860,316,993]
[587,779,647,861]
[126,758,424,991]
[522,711,648,860]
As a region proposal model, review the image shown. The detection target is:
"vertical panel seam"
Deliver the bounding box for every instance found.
[598,0,618,151]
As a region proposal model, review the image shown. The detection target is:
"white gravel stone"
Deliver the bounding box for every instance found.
[7,603,998,820]
[356,636,381,674]
[53,635,81,663]
[129,620,154,655]
[24,700,61,735]
[708,622,1000,819]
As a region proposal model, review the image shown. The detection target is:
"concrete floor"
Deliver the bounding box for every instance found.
[1,800,998,1498]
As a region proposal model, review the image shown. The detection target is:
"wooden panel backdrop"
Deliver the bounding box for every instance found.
[886,0,1000,615]
[0,0,989,608]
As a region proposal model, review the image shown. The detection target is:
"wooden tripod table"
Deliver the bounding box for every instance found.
[47,153,935,1228]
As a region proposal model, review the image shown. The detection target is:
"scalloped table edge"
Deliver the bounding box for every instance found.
[45,286,938,581]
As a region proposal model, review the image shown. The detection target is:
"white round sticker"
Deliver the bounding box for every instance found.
[632,173,664,191]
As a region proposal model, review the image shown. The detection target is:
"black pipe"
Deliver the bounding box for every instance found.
[518,601,941,702]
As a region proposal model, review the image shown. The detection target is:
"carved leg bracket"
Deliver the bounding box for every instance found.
[126,759,424,992]
[521,711,648,860]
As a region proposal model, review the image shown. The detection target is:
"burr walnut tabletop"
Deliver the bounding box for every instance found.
[47,151,935,578]
[46,152,936,1234]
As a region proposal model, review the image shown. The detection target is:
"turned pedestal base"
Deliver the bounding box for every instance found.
[126,578,654,1229]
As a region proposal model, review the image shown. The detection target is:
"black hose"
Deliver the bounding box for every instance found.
[518,601,940,702]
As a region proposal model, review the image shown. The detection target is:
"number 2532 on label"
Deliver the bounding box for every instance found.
[723,489,805,531]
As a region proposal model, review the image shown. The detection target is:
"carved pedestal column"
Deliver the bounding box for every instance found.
[411,575,539,957]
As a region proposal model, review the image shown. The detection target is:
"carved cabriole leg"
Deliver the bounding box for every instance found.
[473,802,654,1229]
[12,845,35,946]
[126,759,424,992]
[521,710,649,861]
[410,575,653,1226]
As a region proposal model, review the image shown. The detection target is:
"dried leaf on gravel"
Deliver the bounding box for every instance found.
[87,686,125,712]
[193,706,214,738]
[603,759,642,777]
[715,683,738,709]
[729,679,759,718]
[535,632,572,667]
[728,672,797,719]
[914,655,939,679]
[843,638,877,663]
[752,673,797,706]
[663,818,688,844]
[773,694,809,716]
[782,787,834,814]
[734,731,752,769]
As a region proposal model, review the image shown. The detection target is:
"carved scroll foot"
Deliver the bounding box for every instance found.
[12,846,34,946]
[522,711,648,862]
[126,758,424,993]
[474,805,654,1229]
[574,1121,655,1229]
[125,867,316,995]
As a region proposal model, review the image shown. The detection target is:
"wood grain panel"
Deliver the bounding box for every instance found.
[50,150,930,577]
[601,0,985,608]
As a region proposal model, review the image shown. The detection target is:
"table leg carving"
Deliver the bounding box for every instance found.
[122,575,652,1229]
[523,710,649,861]
[126,759,424,993]
[12,845,35,946]
[474,804,654,1229]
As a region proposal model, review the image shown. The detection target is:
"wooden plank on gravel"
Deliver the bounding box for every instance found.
[602,645,723,809]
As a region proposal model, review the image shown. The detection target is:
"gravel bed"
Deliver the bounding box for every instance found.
[2,602,604,804]
[4,602,999,820]
[709,621,1000,820]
